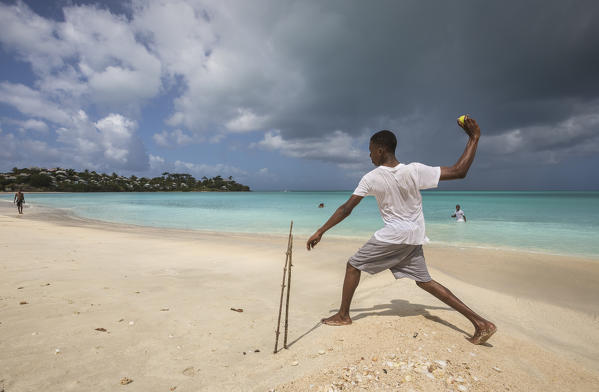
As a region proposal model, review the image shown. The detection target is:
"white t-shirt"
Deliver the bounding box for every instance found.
[353,163,440,244]
[454,209,465,222]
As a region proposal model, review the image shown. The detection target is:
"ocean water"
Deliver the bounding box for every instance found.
[3,191,599,258]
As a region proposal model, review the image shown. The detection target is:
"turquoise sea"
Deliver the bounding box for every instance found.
[3,191,599,258]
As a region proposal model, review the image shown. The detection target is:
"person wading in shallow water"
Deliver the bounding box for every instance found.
[306,116,496,345]
[14,189,25,214]
[452,204,467,222]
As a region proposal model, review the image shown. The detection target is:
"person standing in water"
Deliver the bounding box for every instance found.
[452,204,466,222]
[14,189,25,214]
[306,116,496,345]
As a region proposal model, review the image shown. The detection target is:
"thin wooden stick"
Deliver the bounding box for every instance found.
[274,221,293,353]
[283,232,293,349]
[273,251,289,354]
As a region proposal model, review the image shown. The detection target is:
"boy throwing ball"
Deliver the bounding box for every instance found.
[307,116,496,344]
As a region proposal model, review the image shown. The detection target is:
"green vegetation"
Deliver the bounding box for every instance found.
[1,167,250,192]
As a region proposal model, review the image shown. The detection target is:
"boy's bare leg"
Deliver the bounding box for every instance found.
[416,279,496,344]
[322,263,361,325]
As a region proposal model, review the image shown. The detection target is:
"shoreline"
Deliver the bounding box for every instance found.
[2,198,598,261]
[1,203,599,390]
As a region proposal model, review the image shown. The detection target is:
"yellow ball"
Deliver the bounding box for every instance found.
[458,115,467,126]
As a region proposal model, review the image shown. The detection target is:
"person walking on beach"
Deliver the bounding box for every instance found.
[306,116,496,345]
[14,189,25,214]
[452,204,466,222]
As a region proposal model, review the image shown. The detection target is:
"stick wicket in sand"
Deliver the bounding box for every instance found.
[274,221,293,353]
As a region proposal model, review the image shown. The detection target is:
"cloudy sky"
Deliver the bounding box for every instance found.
[1,0,598,190]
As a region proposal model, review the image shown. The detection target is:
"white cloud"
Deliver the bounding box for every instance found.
[152,129,202,148]
[20,119,48,133]
[481,110,599,163]
[0,0,375,151]
[149,154,166,170]
[0,2,154,173]
[0,131,61,163]
[55,112,148,170]
[0,82,71,124]
[225,108,269,132]
[1,117,49,133]
[152,131,169,147]
[255,129,365,164]
[0,1,162,111]
[0,1,74,73]
[20,139,61,159]
[481,129,523,155]
[132,0,303,137]
[95,114,138,163]
[132,0,217,78]
[61,5,162,107]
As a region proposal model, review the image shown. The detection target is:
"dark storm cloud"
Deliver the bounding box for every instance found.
[236,0,598,189]
[264,0,599,138]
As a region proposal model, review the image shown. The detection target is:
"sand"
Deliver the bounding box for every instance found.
[1,201,598,391]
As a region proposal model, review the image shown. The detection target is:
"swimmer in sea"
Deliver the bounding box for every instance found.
[451,204,466,222]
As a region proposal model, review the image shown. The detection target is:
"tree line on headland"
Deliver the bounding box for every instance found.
[1,167,250,192]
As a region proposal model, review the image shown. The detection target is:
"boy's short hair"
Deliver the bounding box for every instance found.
[370,130,397,153]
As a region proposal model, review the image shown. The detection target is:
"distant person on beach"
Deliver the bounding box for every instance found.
[318,203,325,208]
[452,204,466,222]
[307,116,496,345]
[14,189,25,214]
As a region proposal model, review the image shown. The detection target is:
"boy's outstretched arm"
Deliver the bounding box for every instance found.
[440,116,481,181]
[306,195,363,250]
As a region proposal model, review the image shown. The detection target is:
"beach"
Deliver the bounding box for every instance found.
[1,202,599,391]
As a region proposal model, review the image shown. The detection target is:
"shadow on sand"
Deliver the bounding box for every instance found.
[349,299,468,335]
[279,299,493,352]
[349,299,493,347]
[279,321,322,352]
